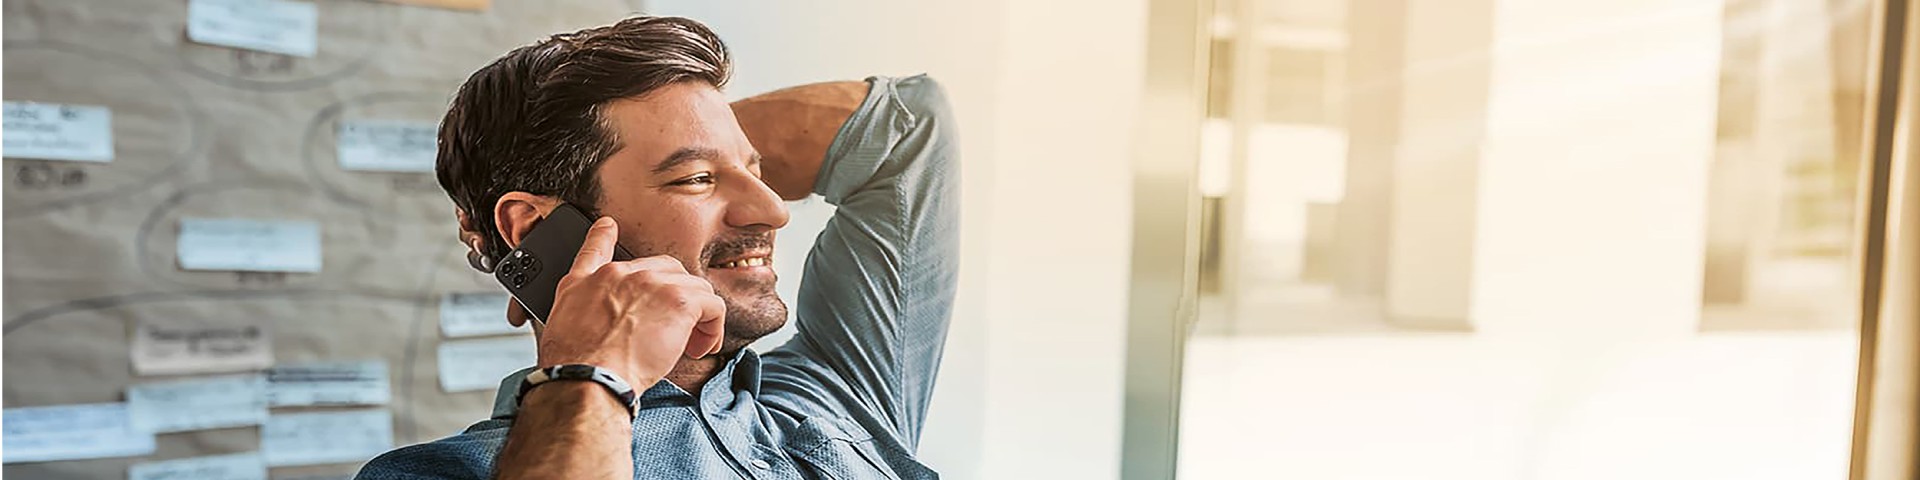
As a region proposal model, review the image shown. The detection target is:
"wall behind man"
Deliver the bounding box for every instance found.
[653,1,1150,478]
[2,1,668,479]
[0,1,1148,478]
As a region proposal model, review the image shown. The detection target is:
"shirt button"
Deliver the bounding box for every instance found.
[750,459,772,470]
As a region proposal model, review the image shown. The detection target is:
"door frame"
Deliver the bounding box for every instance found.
[1120,0,1212,477]
[1849,0,1917,478]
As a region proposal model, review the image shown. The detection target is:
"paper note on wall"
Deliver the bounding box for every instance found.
[439,292,526,338]
[177,218,322,273]
[129,375,269,433]
[378,0,491,11]
[267,360,390,407]
[261,410,394,467]
[2,403,157,464]
[437,337,536,392]
[131,318,274,375]
[337,120,437,172]
[129,452,268,480]
[3,101,113,162]
[187,0,319,57]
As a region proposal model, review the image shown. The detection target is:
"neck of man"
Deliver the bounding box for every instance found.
[662,354,726,394]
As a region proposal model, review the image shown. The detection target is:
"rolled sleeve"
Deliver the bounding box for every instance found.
[768,74,960,449]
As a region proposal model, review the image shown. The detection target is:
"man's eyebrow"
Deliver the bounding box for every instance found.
[651,147,721,175]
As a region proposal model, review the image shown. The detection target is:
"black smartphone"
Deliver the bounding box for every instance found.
[494,203,634,325]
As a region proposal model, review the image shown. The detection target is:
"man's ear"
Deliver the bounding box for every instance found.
[493,192,562,251]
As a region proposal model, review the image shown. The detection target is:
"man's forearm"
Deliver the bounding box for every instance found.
[732,81,870,201]
[492,382,633,479]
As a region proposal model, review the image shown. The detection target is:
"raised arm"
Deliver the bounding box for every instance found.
[732,81,869,200]
[735,75,960,447]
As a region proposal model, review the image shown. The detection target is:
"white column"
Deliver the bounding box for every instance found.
[1382,0,1724,336]
[1469,0,1723,337]
[1334,0,1409,297]
[1382,0,1498,328]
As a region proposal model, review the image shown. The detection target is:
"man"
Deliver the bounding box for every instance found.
[357,16,956,479]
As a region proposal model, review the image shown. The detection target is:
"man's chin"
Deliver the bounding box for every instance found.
[718,294,788,353]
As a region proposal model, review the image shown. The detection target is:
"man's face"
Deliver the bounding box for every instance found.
[592,80,791,353]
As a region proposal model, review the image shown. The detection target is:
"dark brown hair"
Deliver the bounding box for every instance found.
[436,16,732,267]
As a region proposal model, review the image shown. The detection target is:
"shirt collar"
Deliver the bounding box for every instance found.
[490,349,763,419]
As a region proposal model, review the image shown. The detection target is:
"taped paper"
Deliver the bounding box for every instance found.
[261,410,394,467]
[2,101,113,162]
[267,360,390,407]
[337,120,438,172]
[439,292,526,338]
[187,0,319,57]
[128,452,267,480]
[128,374,269,433]
[2,403,156,464]
[131,318,274,375]
[436,337,535,393]
[177,218,322,273]
[379,0,490,11]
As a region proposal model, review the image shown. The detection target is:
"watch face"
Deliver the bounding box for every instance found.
[556,364,596,378]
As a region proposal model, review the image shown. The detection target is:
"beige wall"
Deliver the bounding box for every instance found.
[979,1,1146,478]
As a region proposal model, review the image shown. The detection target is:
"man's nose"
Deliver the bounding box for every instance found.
[725,175,791,231]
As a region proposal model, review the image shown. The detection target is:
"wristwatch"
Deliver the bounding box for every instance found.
[516,364,640,419]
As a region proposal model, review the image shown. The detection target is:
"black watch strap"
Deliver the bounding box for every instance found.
[516,364,640,419]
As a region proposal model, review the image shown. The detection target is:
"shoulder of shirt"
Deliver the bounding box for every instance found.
[875,74,953,122]
[354,421,508,480]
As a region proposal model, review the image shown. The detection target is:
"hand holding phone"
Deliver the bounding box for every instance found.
[496,205,726,386]
[495,203,634,324]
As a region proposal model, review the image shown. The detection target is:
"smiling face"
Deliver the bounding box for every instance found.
[592,80,792,353]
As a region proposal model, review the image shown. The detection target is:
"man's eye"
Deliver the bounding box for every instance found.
[672,174,715,186]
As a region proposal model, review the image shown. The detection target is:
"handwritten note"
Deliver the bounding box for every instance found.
[439,292,526,338]
[177,218,322,273]
[268,360,390,407]
[129,375,269,433]
[262,410,393,467]
[437,337,536,392]
[3,403,156,463]
[3,101,113,162]
[379,0,490,11]
[129,452,267,480]
[187,0,319,57]
[337,120,437,172]
[131,318,274,375]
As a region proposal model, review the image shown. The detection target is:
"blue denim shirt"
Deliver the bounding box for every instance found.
[357,75,957,480]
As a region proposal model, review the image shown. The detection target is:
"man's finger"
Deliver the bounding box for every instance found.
[569,217,619,276]
[685,293,727,359]
[617,255,690,274]
[694,282,726,357]
[505,298,530,328]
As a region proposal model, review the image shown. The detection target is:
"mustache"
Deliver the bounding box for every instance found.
[699,232,774,265]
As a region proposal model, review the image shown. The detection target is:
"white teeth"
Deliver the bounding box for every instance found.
[714,257,770,268]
